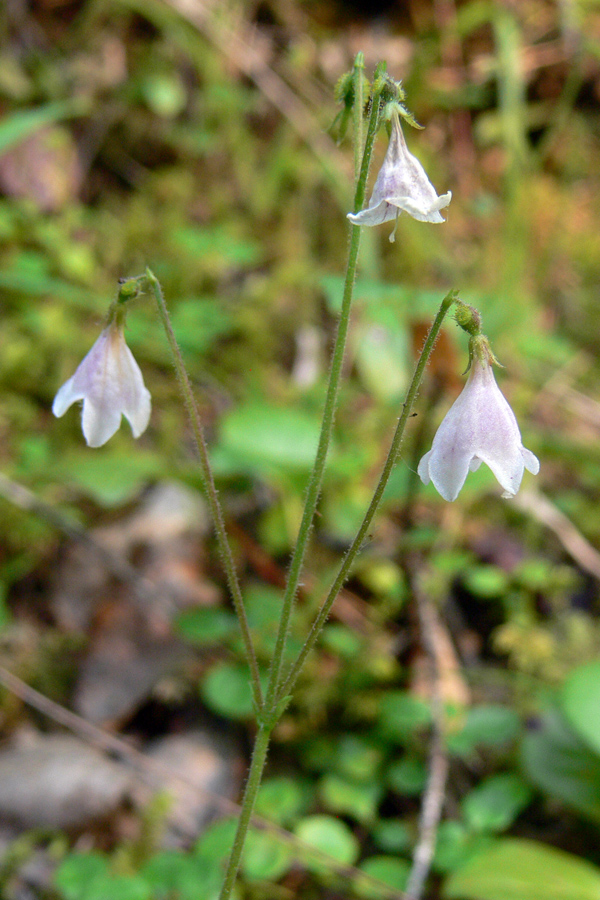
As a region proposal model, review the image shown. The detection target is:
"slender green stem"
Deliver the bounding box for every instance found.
[219,725,271,900]
[145,269,264,713]
[276,291,458,704]
[263,78,385,714]
[353,52,365,182]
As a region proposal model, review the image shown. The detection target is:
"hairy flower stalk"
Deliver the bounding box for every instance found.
[52,309,151,447]
[418,335,539,501]
[347,110,451,235]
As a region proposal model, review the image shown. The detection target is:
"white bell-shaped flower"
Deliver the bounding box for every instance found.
[53,319,151,447]
[347,112,451,228]
[418,355,539,501]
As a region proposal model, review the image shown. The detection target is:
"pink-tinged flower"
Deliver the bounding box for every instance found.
[347,112,451,229]
[418,356,539,501]
[53,320,151,447]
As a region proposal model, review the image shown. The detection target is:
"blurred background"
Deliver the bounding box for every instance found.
[2,0,600,898]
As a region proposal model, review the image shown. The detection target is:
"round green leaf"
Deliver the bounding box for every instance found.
[355,856,411,899]
[372,819,412,854]
[561,661,600,757]
[444,838,600,900]
[463,565,509,599]
[176,608,238,646]
[378,691,431,744]
[54,853,108,900]
[216,402,322,475]
[200,663,258,719]
[295,815,359,872]
[448,706,520,756]
[387,756,427,796]
[433,821,490,875]
[335,735,383,781]
[319,774,382,823]
[87,876,151,900]
[195,817,237,863]
[462,773,532,833]
[141,852,220,900]
[522,709,600,823]
[241,828,294,882]
[255,777,307,826]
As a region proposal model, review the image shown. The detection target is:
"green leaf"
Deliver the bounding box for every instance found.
[387,756,428,796]
[444,838,600,900]
[319,774,383,823]
[522,709,600,823]
[378,691,431,744]
[295,815,359,873]
[355,856,411,898]
[462,773,532,833]
[448,705,520,756]
[335,735,383,781]
[561,661,600,756]
[54,853,108,900]
[255,777,308,826]
[0,100,87,157]
[171,296,234,356]
[201,663,264,719]
[175,607,238,646]
[463,565,509,599]
[320,623,363,659]
[241,828,294,882]
[372,819,412,854]
[141,851,221,900]
[215,402,323,477]
[434,822,491,875]
[195,817,237,863]
[354,322,408,402]
[50,450,161,506]
[86,876,151,900]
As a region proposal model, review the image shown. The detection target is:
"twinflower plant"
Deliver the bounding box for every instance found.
[51,58,540,900]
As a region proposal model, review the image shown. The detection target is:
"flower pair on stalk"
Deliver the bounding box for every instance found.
[53,101,539,500]
[346,103,538,499]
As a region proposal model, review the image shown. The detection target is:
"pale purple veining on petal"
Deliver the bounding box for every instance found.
[52,323,151,447]
[347,113,452,227]
[418,359,539,501]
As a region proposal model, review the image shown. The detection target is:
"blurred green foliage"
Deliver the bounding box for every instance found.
[2,0,600,898]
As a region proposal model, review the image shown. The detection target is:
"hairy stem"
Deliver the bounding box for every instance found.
[218,724,271,900]
[146,268,264,713]
[263,66,386,715]
[276,290,458,703]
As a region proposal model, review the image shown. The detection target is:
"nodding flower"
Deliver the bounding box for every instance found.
[53,317,151,448]
[348,111,451,235]
[418,348,539,501]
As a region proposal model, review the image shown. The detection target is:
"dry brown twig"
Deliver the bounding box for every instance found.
[405,571,451,900]
[514,488,600,582]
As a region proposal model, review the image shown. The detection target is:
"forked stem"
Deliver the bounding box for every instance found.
[276,291,458,704]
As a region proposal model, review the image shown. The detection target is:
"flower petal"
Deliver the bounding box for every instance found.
[427,439,473,501]
[82,396,123,447]
[52,376,83,418]
[523,448,540,475]
[417,449,432,485]
[117,342,152,438]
